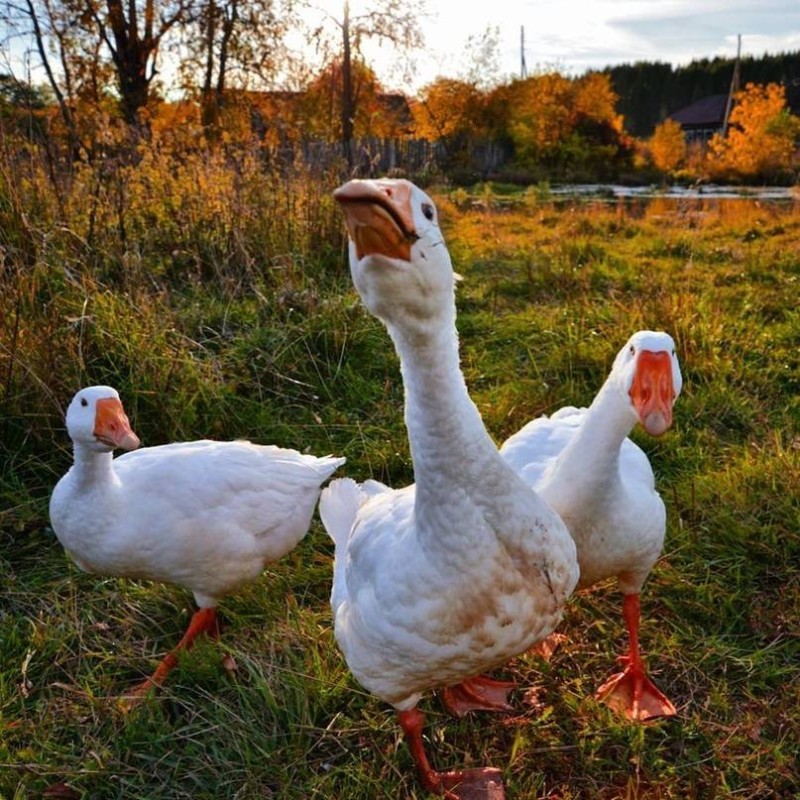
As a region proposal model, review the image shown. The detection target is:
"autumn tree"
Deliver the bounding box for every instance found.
[499,71,630,177]
[94,0,196,126]
[298,58,402,141]
[178,0,299,127]
[308,0,424,165]
[1,0,83,144]
[414,77,484,140]
[650,118,686,175]
[706,82,799,180]
[505,72,573,163]
[413,26,504,142]
[2,0,196,129]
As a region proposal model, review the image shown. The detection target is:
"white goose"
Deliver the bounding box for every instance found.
[50,386,345,700]
[500,330,682,720]
[320,179,578,798]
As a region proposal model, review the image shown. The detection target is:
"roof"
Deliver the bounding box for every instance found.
[669,94,728,128]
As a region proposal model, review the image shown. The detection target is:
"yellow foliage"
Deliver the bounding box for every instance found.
[301,60,410,141]
[650,119,686,174]
[574,72,624,132]
[414,78,484,139]
[501,71,626,169]
[707,82,799,179]
[508,73,574,156]
[150,100,204,146]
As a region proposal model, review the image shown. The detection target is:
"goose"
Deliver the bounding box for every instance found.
[320,178,579,798]
[49,386,345,700]
[499,330,682,720]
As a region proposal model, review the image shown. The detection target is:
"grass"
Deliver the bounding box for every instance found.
[1,145,799,799]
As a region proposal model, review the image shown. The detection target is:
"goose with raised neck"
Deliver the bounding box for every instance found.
[321,178,579,799]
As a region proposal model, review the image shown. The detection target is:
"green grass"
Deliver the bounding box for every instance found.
[1,155,799,799]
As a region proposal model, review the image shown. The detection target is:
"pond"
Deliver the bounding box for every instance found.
[549,184,798,200]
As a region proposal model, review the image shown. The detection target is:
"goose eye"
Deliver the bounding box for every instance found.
[629,345,635,355]
[80,398,88,407]
[672,349,676,357]
[421,203,435,221]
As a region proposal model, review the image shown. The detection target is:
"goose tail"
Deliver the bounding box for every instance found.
[319,477,362,612]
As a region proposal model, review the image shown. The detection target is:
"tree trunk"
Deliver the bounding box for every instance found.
[215,0,237,99]
[104,0,155,127]
[340,0,354,168]
[24,0,77,146]
[200,0,218,127]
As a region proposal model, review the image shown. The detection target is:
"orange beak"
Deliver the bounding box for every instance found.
[93,397,141,451]
[334,180,418,261]
[629,351,675,437]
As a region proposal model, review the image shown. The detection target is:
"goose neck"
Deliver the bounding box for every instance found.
[387,321,501,486]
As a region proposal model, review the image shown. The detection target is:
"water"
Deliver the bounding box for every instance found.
[549,183,797,201]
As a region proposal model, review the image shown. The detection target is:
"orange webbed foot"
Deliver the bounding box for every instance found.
[595,657,676,721]
[441,675,516,717]
[116,677,160,712]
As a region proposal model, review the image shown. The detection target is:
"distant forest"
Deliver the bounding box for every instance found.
[602,51,800,137]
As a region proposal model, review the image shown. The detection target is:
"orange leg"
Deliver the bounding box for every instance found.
[595,593,676,721]
[120,607,219,706]
[397,707,505,799]
[441,675,516,717]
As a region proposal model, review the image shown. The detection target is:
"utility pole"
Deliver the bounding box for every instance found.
[520,25,527,79]
[722,33,741,137]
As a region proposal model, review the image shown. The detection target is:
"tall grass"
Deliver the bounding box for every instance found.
[1,142,798,799]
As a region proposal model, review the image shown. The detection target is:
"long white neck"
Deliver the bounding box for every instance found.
[385,317,515,505]
[543,377,636,506]
[69,442,116,491]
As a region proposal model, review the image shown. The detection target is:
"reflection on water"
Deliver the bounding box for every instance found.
[549,184,798,200]
[542,185,799,224]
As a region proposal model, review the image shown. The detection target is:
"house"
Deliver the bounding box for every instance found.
[669,94,729,143]
[670,82,800,144]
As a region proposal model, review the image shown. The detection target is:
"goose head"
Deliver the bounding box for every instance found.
[611,331,682,437]
[334,179,454,338]
[65,386,141,452]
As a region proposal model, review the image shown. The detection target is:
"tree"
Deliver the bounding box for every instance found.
[457,24,502,91]
[90,0,195,126]
[650,118,686,175]
[308,0,424,165]
[300,58,397,141]
[707,82,799,180]
[499,70,631,178]
[178,0,299,127]
[504,72,574,164]
[0,73,53,141]
[1,0,196,129]
[1,0,80,143]
[414,77,484,140]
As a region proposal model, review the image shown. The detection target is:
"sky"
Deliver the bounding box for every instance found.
[3,0,799,97]
[360,0,800,93]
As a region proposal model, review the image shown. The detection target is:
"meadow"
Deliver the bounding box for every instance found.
[1,145,798,799]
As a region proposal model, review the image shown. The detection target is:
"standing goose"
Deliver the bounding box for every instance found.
[320,179,579,798]
[500,331,682,720]
[50,386,345,701]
